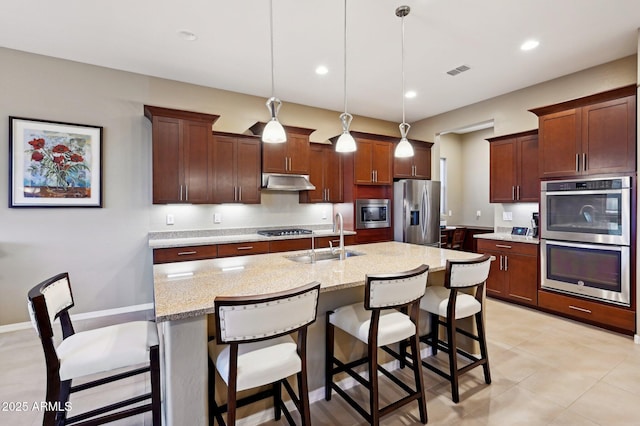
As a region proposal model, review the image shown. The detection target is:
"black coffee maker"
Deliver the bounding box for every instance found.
[531,212,539,238]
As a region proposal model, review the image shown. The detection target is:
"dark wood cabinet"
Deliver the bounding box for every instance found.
[145,106,219,204]
[153,245,218,264]
[476,239,538,307]
[300,144,343,203]
[268,235,357,253]
[531,85,636,178]
[393,142,433,179]
[354,138,393,185]
[212,133,261,204]
[251,124,314,175]
[217,241,270,257]
[488,130,538,203]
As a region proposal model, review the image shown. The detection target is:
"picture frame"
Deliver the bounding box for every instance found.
[9,117,103,208]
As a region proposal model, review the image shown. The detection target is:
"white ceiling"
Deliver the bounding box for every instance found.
[1,0,639,123]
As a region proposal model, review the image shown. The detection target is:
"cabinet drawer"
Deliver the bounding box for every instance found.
[315,235,357,248]
[153,245,217,264]
[476,239,538,256]
[218,241,270,257]
[538,290,635,334]
[269,239,311,253]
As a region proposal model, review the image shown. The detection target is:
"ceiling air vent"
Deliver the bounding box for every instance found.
[446,65,470,76]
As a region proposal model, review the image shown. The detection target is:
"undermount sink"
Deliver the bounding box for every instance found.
[285,249,365,263]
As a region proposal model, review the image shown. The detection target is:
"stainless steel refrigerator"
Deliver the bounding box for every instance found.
[393,180,441,246]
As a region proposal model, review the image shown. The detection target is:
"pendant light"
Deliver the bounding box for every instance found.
[262,0,286,143]
[335,0,357,153]
[394,5,414,158]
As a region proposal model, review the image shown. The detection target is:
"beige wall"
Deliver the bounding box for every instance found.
[0,47,399,325]
[460,128,494,227]
[438,133,462,225]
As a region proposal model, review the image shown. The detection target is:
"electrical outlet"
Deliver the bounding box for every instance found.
[503,211,513,221]
[321,208,327,220]
[448,210,452,217]
[214,213,222,224]
[476,210,482,217]
[166,214,175,225]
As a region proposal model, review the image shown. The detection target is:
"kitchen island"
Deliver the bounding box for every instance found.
[153,241,481,425]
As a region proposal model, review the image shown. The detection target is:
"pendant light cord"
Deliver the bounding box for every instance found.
[401,12,406,125]
[343,0,348,114]
[270,0,275,98]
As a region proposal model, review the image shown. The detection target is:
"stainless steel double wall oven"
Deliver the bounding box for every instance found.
[540,176,632,306]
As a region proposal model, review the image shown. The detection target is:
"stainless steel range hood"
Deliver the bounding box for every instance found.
[262,173,316,191]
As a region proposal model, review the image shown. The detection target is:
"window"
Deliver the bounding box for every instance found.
[440,157,447,215]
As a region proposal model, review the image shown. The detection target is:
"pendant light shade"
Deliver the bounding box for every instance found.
[336,112,357,152]
[335,0,357,153]
[394,5,414,158]
[262,0,286,144]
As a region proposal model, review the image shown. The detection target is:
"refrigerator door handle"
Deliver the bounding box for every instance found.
[421,184,429,238]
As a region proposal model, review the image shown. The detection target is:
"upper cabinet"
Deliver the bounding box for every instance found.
[530,85,636,179]
[487,130,539,203]
[300,143,343,203]
[212,133,261,204]
[393,141,433,179]
[250,123,314,175]
[353,135,393,185]
[144,105,219,204]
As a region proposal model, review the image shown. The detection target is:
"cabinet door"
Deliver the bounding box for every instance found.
[212,135,236,203]
[262,141,288,173]
[304,144,326,202]
[505,253,538,306]
[372,142,393,184]
[183,121,211,203]
[152,116,183,204]
[287,134,310,174]
[582,96,636,175]
[484,250,506,296]
[413,144,432,179]
[489,139,517,203]
[538,109,582,178]
[517,134,539,202]
[393,155,413,178]
[236,137,261,204]
[354,140,374,184]
[325,147,343,202]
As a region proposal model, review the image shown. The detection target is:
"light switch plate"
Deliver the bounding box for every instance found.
[502,211,513,221]
[166,214,175,225]
[214,213,222,224]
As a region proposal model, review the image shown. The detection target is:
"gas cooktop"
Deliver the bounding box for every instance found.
[257,228,313,237]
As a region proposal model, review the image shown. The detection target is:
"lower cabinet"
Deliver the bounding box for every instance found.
[217,242,270,258]
[153,245,218,264]
[476,239,538,307]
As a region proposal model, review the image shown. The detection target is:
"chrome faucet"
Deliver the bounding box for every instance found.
[334,212,345,260]
[310,230,316,263]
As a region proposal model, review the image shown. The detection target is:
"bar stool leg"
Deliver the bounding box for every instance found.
[324,312,334,401]
[298,369,311,425]
[273,381,282,420]
[476,311,491,384]
[368,341,380,426]
[410,333,428,423]
[150,345,162,426]
[446,317,460,403]
[430,313,439,355]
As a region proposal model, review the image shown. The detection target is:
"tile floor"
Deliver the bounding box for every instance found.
[1,299,639,425]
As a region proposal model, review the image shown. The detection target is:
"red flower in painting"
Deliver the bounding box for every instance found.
[53,155,64,164]
[52,144,70,153]
[28,138,45,149]
[31,151,44,161]
[70,154,84,162]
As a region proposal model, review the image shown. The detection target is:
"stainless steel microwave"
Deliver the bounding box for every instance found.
[355,199,390,229]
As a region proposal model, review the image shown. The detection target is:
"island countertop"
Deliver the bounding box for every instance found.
[153,241,481,322]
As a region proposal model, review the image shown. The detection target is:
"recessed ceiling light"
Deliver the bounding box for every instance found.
[177,30,198,41]
[315,65,329,75]
[520,39,539,51]
[405,90,417,99]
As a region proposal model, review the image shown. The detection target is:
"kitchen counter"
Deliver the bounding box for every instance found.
[474,232,540,245]
[154,241,482,425]
[148,227,356,249]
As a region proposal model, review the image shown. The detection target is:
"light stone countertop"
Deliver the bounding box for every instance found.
[474,232,540,245]
[152,241,482,322]
[148,229,356,249]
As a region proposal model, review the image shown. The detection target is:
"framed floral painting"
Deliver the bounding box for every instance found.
[9,117,103,207]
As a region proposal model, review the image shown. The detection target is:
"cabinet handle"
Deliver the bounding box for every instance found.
[499,255,503,271]
[495,244,512,249]
[285,157,288,171]
[512,186,515,200]
[185,185,189,201]
[234,186,237,201]
[569,305,592,314]
[372,170,375,182]
[238,186,242,201]
[583,153,587,171]
[516,185,520,200]
[180,185,183,201]
[374,170,378,182]
[576,154,580,172]
[178,251,197,256]
[504,255,508,271]
[236,246,253,250]
[288,157,292,171]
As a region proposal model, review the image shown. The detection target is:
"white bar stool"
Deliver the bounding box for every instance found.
[325,265,429,425]
[208,282,320,426]
[418,254,492,403]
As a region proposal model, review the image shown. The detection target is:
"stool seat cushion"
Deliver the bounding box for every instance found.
[57,321,158,381]
[210,335,301,392]
[329,303,415,347]
[420,286,481,319]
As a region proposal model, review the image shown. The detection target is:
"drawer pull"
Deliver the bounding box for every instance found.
[236,246,253,250]
[569,305,592,314]
[495,244,512,249]
[177,251,197,256]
